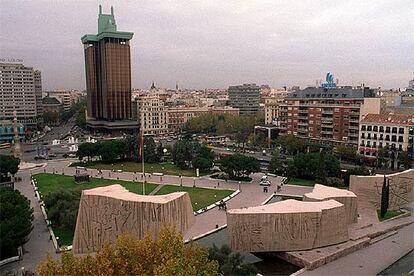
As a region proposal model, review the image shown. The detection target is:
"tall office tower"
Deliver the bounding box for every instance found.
[0,63,41,129]
[228,84,260,115]
[34,70,43,118]
[81,6,138,132]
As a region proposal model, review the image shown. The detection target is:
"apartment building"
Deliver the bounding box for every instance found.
[44,90,82,111]
[278,86,380,147]
[264,96,286,125]
[167,106,239,132]
[228,84,260,115]
[358,113,414,157]
[134,95,169,136]
[0,63,42,128]
[34,70,43,117]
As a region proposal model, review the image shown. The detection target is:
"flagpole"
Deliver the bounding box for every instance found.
[141,130,145,196]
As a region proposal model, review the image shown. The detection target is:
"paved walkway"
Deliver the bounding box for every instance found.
[301,223,414,276]
[1,169,57,275]
[1,160,313,274]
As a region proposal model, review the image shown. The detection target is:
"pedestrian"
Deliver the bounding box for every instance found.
[218,182,220,187]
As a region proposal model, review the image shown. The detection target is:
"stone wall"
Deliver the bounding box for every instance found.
[303,184,358,224]
[72,185,195,254]
[227,199,349,252]
[349,169,414,211]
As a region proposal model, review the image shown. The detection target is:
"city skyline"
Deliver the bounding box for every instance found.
[1,0,413,90]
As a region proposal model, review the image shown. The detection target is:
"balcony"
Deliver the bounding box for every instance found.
[349,125,359,130]
[321,130,333,135]
[321,117,333,122]
[298,121,308,126]
[298,116,308,120]
[322,109,334,114]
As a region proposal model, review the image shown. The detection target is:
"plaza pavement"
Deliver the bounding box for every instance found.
[1,160,313,274]
[300,223,414,276]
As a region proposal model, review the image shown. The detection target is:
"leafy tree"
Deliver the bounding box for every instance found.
[43,190,80,232]
[248,132,267,148]
[377,147,389,169]
[0,155,20,182]
[143,136,158,163]
[208,244,257,276]
[398,151,412,170]
[172,140,201,169]
[316,150,327,184]
[37,226,219,276]
[76,143,98,162]
[98,140,121,163]
[288,152,340,181]
[268,149,285,175]
[0,187,34,258]
[197,145,215,161]
[343,166,371,186]
[277,134,306,155]
[156,143,164,162]
[192,157,213,172]
[220,154,260,179]
[124,134,139,161]
[336,145,357,162]
[75,104,86,129]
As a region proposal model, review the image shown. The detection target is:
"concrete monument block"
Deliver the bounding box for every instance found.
[350,169,414,211]
[303,184,358,224]
[72,185,195,254]
[227,199,349,252]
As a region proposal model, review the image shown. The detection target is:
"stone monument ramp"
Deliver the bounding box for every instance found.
[303,184,358,224]
[72,184,195,254]
[227,199,349,252]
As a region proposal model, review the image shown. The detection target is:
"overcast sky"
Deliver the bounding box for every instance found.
[1,0,413,90]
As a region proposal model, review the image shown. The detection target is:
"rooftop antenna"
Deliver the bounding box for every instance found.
[111,6,114,15]
[99,5,102,14]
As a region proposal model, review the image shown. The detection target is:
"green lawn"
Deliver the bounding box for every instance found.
[73,161,206,177]
[155,185,234,210]
[287,178,316,187]
[377,210,403,221]
[54,227,74,247]
[33,173,234,247]
[33,173,158,196]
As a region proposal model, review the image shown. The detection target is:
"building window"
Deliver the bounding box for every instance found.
[399,128,404,134]
[386,127,390,133]
[361,125,366,131]
[367,126,372,131]
[392,127,397,134]
[398,136,403,142]
[373,126,378,131]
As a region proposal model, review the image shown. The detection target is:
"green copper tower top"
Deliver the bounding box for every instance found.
[81,5,133,44]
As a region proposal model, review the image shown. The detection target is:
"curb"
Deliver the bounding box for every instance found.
[194,189,240,216]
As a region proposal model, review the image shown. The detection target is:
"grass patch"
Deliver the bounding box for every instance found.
[33,173,234,246]
[72,161,208,177]
[33,173,158,196]
[54,227,74,247]
[287,178,316,187]
[155,185,234,211]
[377,210,403,221]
